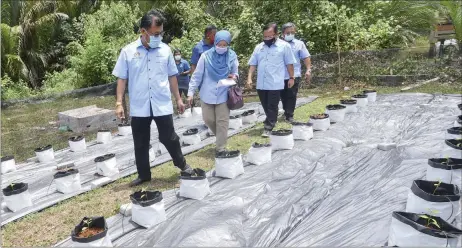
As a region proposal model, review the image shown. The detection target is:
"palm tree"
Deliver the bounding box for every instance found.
[18,1,68,89]
[1,23,24,82]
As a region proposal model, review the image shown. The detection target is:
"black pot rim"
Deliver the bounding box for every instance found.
[2,182,28,196]
[340,99,357,105]
[447,127,462,135]
[242,110,255,116]
[291,121,313,126]
[458,103,462,110]
[1,155,14,162]
[363,89,377,93]
[229,115,241,119]
[352,94,368,98]
[216,150,240,158]
[445,139,462,150]
[392,211,462,238]
[179,168,207,180]
[252,142,271,148]
[183,128,199,136]
[411,179,460,202]
[118,123,131,127]
[458,115,462,124]
[34,144,52,152]
[68,136,85,142]
[94,153,116,162]
[130,190,163,207]
[326,104,347,110]
[310,114,330,120]
[98,129,111,132]
[71,216,108,243]
[428,158,462,170]
[54,168,79,179]
[271,129,293,136]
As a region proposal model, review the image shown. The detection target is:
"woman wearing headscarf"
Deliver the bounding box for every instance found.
[188,30,239,154]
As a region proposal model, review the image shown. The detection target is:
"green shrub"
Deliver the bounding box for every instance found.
[42,68,78,95]
[1,75,34,100]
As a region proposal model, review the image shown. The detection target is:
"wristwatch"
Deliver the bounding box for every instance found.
[115,102,122,107]
[289,77,295,80]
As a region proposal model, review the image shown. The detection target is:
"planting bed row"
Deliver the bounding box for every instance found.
[0,97,317,226]
[53,93,462,247]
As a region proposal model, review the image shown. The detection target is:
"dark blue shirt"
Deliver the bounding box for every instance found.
[190,39,213,65]
[175,59,190,89]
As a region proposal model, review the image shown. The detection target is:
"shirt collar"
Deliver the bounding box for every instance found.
[136,37,144,48]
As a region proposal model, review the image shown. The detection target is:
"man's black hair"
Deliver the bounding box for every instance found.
[263,22,278,34]
[204,25,217,36]
[173,48,181,54]
[140,9,166,30]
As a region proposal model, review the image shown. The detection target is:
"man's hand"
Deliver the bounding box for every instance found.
[187,96,194,107]
[177,99,186,114]
[305,70,311,84]
[116,105,125,120]
[288,78,295,88]
[245,79,252,91]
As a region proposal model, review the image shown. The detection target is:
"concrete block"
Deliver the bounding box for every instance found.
[377,143,397,151]
[58,105,117,133]
[119,203,132,216]
[90,177,112,189]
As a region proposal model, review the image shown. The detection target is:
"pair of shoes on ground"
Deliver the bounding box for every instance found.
[129,164,195,187]
[261,117,294,137]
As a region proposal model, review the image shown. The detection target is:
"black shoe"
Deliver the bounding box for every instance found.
[129,178,151,187]
[181,164,194,176]
[285,117,294,123]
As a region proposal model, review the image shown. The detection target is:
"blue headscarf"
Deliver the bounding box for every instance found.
[203,30,237,82]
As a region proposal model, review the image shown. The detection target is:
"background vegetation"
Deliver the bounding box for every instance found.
[1,0,461,100]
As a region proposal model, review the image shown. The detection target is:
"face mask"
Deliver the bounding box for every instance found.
[174,55,181,61]
[148,35,162,48]
[264,38,275,47]
[284,34,294,42]
[215,46,228,54]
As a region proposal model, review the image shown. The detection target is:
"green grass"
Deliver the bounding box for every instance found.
[1,81,461,247]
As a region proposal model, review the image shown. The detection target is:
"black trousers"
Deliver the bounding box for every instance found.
[257,89,281,131]
[280,77,301,119]
[131,113,186,180]
[179,88,188,98]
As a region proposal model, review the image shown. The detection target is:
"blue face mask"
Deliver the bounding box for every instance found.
[148,35,162,48]
[215,46,228,54]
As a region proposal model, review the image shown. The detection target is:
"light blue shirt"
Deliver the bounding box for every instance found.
[191,39,213,65]
[248,39,297,90]
[284,38,311,79]
[188,54,239,105]
[112,38,178,117]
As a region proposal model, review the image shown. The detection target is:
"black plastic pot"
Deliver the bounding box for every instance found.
[1,155,14,162]
[242,110,255,116]
[326,104,346,110]
[445,139,462,150]
[179,168,207,180]
[71,216,108,243]
[340,99,357,105]
[310,114,329,120]
[271,129,293,136]
[94,153,115,163]
[54,168,79,179]
[118,123,130,127]
[291,121,313,126]
[2,182,28,196]
[183,128,199,136]
[458,115,462,124]
[34,145,52,152]
[411,180,460,202]
[392,211,462,238]
[363,89,377,93]
[428,158,462,170]
[98,129,111,132]
[130,190,163,207]
[352,94,367,98]
[252,142,271,148]
[447,127,462,135]
[458,104,462,110]
[68,136,84,142]
[216,150,240,158]
[229,115,241,119]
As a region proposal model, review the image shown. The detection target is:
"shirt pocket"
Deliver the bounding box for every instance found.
[155,55,169,73]
[267,49,284,67]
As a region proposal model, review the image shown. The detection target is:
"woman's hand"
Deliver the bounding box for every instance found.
[187,96,194,107]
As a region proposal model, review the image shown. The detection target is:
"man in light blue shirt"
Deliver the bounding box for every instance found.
[113,10,194,187]
[190,25,217,75]
[247,22,297,137]
[281,22,312,122]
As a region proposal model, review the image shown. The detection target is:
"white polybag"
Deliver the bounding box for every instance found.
[325,105,346,123]
[95,154,119,177]
[68,136,86,152]
[130,191,166,228]
[446,127,462,140]
[246,143,272,165]
[35,145,54,163]
[182,128,201,146]
[426,158,462,189]
[229,116,243,130]
[270,130,294,151]
[3,183,33,212]
[215,151,244,179]
[292,122,314,141]
[352,95,368,107]
[242,110,258,124]
[441,140,462,159]
[454,120,461,127]
[388,211,462,247]
[1,156,16,174]
[309,115,331,131]
[179,109,192,118]
[340,100,358,113]
[363,90,377,102]
[118,124,132,136]
[179,169,211,200]
[96,130,112,144]
[192,107,202,116]
[405,180,460,223]
[54,169,82,194]
[71,235,113,247]
[71,217,113,247]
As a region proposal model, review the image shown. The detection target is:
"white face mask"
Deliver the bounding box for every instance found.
[284,34,294,42]
[174,55,181,61]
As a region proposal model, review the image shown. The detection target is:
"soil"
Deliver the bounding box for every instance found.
[340,99,357,104]
[242,110,255,116]
[352,94,367,98]
[363,89,376,93]
[77,227,105,238]
[118,123,130,127]
[311,114,328,119]
[326,104,346,110]
[34,145,52,152]
[69,136,84,142]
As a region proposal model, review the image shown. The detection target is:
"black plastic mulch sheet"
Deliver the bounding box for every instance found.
[56,93,462,247]
[1,97,317,226]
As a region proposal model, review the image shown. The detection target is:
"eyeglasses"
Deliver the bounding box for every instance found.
[263,36,275,40]
[146,30,164,38]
